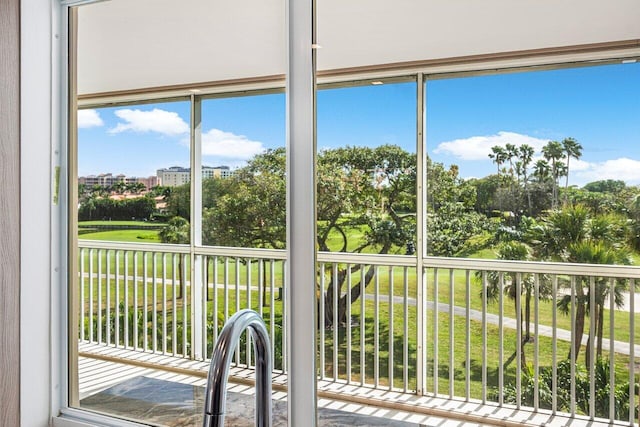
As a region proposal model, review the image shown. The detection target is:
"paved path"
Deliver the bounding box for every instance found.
[605,291,640,313]
[378,294,640,357]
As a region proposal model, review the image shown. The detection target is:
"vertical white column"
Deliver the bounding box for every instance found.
[191,95,203,359]
[286,0,317,423]
[415,73,426,395]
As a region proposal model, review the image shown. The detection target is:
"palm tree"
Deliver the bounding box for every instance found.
[504,143,517,178]
[91,184,108,198]
[518,144,535,215]
[482,241,551,367]
[628,193,640,250]
[531,205,630,363]
[561,137,583,204]
[489,146,508,211]
[542,141,564,208]
[565,241,630,365]
[112,180,127,195]
[127,181,147,194]
[532,159,551,183]
[488,146,507,175]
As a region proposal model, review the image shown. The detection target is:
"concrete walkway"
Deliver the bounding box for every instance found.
[380,294,640,357]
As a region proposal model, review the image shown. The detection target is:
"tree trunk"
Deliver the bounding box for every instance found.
[596,302,604,359]
[323,264,349,328]
[516,308,527,367]
[178,257,184,300]
[564,158,570,206]
[524,289,532,342]
[323,264,376,329]
[570,301,586,362]
[585,334,594,369]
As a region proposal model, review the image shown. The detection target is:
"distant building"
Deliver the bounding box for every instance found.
[79,173,124,188]
[130,176,159,190]
[203,165,234,180]
[156,165,234,187]
[79,173,158,190]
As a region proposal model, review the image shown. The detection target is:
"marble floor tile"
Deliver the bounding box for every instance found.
[81,376,424,426]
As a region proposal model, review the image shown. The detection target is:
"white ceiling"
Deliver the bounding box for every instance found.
[77,0,640,95]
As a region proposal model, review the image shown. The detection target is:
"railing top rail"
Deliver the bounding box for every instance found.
[423,256,640,279]
[77,239,640,278]
[77,239,286,258]
[78,239,191,253]
[196,245,286,260]
[317,251,416,267]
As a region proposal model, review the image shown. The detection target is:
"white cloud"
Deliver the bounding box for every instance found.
[109,108,189,136]
[201,128,266,161]
[574,158,640,185]
[77,109,104,128]
[433,131,550,160]
[568,158,591,172]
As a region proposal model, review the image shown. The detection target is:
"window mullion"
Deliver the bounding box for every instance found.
[190,95,203,360]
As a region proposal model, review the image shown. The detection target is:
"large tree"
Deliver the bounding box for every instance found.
[165,184,190,220]
[198,145,415,326]
[202,150,286,249]
[427,158,490,257]
[583,179,626,194]
[316,145,416,327]
[196,145,491,328]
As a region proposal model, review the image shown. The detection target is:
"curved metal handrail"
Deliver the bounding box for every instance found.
[202,309,273,427]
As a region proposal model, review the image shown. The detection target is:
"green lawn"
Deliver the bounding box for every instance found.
[79,220,166,227]
[80,229,161,243]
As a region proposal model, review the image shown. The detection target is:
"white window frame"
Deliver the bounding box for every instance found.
[45,1,640,426]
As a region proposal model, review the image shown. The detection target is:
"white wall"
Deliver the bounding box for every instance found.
[316,0,640,70]
[77,0,640,95]
[77,0,287,94]
[21,0,57,425]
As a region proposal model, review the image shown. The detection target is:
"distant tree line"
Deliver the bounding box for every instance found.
[78,196,156,221]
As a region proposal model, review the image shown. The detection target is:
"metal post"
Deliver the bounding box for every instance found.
[286,0,318,423]
[415,73,426,396]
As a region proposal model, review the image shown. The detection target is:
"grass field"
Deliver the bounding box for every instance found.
[79,220,166,227]
[79,220,164,242]
[79,229,161,242]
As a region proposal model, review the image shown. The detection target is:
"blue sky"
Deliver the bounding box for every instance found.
[78,61,639,186]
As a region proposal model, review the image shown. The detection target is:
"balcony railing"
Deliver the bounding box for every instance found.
[77,240,640,426]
